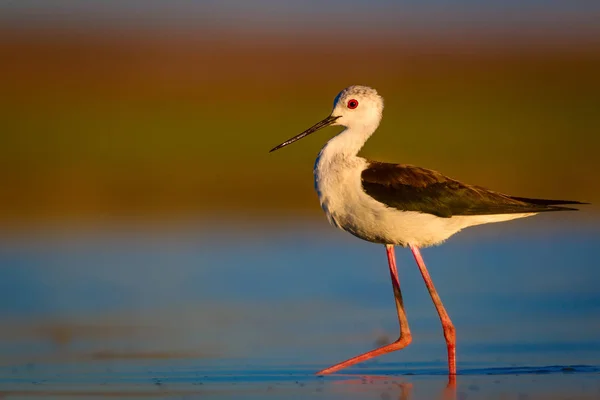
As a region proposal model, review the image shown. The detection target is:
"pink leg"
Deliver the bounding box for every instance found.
[409,244,457,378]
[317,244,412,375]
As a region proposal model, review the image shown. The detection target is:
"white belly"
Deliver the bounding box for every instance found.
[314,153,534,247]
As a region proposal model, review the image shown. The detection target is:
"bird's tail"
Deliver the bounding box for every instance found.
[508,196,589,211]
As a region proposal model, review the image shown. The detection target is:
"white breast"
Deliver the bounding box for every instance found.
[314,147,534,248]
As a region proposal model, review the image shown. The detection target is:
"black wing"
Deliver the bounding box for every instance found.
[361,162,586,218]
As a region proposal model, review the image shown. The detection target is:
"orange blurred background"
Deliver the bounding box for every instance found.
[1,1,598,228]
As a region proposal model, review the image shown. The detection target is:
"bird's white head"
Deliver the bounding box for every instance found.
[270,85,384,153]
[330,85,384,129]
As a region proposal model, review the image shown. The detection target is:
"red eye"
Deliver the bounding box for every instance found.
[347,99,359,109]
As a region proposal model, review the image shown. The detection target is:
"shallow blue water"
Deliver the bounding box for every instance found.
[0,215,599,397]
[1,361,599,399]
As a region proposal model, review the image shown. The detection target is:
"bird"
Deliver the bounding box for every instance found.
[269,85,586,378]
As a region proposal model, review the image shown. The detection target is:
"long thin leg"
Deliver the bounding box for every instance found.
[316,244,412,375]
[409,244,456,379]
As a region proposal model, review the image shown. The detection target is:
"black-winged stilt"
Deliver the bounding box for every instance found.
[269,85,585,377]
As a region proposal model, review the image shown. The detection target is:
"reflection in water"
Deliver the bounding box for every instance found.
[332,374,457,400]
[333,377,417,400]
[445,376,456,400]
[397,382,414,400]
[2,365,600,399]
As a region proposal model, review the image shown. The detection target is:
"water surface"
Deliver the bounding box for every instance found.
[1,215,599,398]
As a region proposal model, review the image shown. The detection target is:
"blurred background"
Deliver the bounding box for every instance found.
[1,0,599,226]
[1,0,599,389]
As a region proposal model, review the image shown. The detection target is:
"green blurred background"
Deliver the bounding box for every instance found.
[1,1,598,227]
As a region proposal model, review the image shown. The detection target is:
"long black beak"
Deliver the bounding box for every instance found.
[269,115,340,153]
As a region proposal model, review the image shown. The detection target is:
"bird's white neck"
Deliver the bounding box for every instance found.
[322,121,380,159]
